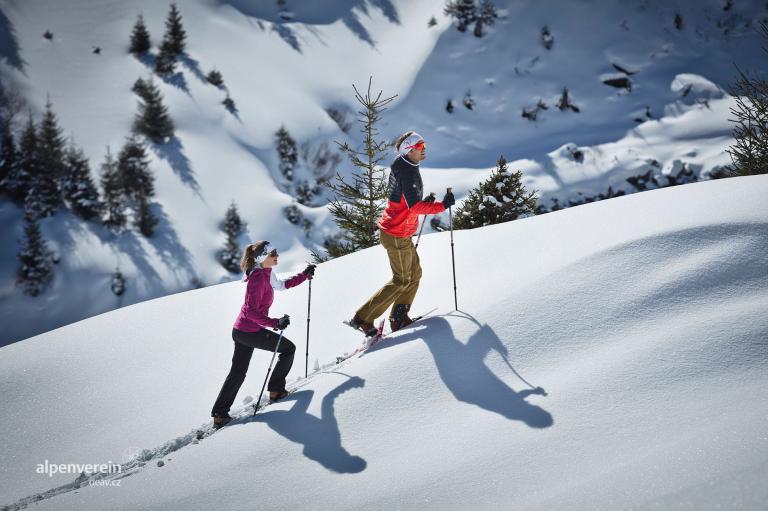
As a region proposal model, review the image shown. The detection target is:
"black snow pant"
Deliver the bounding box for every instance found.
[211,328,296,416]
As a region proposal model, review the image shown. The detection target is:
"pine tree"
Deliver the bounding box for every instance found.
[17,115,44,216]
[134,194,158,237]
[206,69,224,88]
[453,155,537,229]
[62,142,103,220]
[16,203,53,296]
[111,267,126,295]
[0,121,19,199]
[325,78,396,257]
[129,14,151,55]
[219,201,245,273]
[133,78,174,143]
[473,1,498,37]
[275,126,298,181]
[117,136,154,201]
[154,40,177,76]
[164,3,187,56]
[100,148,127,231]
[444,0,477,33]
[727,22,768,176]
[132,77,150,100]
[36,99,66,214]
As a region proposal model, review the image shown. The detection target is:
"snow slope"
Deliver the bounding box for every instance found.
[1,175,766,510]
[1,0,766,345]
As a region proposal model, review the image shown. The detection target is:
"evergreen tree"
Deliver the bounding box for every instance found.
[134,195,158,237]
[154,40,177,76]
[100,148,127,231]
[129,14,151,55]
[444,0,477,33]
[17,115,43,216]
[131,77,150,100]
[133,78,174,143]
[275,126,298,181]
[206,69,224,88]
[0,122,18,198]
[325,78,396,257]
[727,22,768,176]
[453,155,537,229]
[62,142,103,220]
[117,136,154,201]
[219,201,245,273]
[36,99,66,214]
[164,3,187,56]
[111,267,126,296]
[16,203,53,296]
[473,1,498,37]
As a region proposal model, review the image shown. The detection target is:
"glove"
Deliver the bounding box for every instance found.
[442,190,455,208]
[276,315,290,330]
[422,193,436,203]
[303,264,316,278]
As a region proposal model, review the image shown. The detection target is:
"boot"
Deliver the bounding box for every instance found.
[212,413,232,429]
[389,304,414,332]
[350,314,379,337]
[269,390,289,402]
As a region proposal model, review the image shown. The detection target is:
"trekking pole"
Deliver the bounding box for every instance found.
[415,193,435,249]
[305,279,312,378]
[448,187,458,311]
[253,329,285,416]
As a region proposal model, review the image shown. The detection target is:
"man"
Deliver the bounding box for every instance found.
[349,131,455,336]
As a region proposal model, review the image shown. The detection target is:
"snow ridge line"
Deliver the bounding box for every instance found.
[1,352,364,511]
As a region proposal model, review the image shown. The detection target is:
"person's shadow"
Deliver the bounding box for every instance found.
[250,374,367,473]
[367,315,553,428]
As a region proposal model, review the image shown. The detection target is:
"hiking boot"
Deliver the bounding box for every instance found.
[350,314,379,337]
[269,390,290,402]
[212,413,232,429]
[389,304,414,332]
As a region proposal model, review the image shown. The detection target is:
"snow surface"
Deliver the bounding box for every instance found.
[1,0,766,345]
[1,175,766,510]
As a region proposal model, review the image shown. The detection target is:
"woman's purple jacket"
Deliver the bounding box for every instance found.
[233,267,308,333]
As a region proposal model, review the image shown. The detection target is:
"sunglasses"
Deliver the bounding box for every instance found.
[406,141,426,152]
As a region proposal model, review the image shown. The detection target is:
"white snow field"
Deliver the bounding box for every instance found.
[1,0,766,345]
[1,174,766,510]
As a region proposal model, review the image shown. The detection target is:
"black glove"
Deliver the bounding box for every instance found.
[422,193,436,203]
[276,315,290,330]
[303,264,316,278]
[442,190,455,207]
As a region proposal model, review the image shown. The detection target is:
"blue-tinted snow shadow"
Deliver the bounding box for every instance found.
[367,316,553,428]
[0,7,26,71]
[151,137,202,198]
[137,53,190,95]
[218,0,399,51]
[249,376,367,473]
[178,53,207,85]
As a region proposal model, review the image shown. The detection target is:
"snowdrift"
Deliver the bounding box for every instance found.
[1,175,767,510]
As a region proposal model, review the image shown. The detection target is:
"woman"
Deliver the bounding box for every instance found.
[211,240,315,428]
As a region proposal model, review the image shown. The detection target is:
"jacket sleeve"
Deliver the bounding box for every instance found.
[271,270,308,291]
[247,278,279,329]
[409,201,447,215]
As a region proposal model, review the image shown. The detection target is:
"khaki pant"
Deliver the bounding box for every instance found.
[356,230,422,322]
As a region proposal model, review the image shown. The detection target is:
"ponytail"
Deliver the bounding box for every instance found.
[241,240,268,275]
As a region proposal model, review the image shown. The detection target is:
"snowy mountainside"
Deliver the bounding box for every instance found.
[0,0,765,346]
[0,175,766,510]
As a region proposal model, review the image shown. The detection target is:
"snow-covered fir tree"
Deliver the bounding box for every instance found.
[0,121,19,199]
[129,14,151,55]
[275,126,298,181]
[17,115,45,218]
[453,155,538,229]
[36,99,66,214]
[134,195,158,237]
[117,136,154,202]
[473,1,498,37]
[111,267,126,296]
[133,79,174,143]
[324,79,395,258]
[62,141,102,221]
[206,69,224,88]
[164,3,187,56]
[444,0,477,33]
[16,202,53,296]
[99,148,127,231]
[219,201,245,273]
[154,40,177,76]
